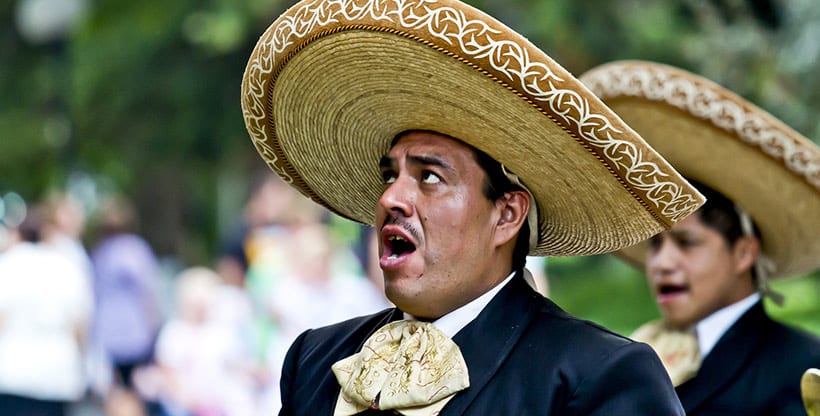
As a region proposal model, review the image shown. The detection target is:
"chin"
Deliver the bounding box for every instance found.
[382,280,410,305]
[384,284,428,314]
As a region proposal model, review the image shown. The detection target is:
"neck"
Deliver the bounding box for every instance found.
[730,272,757,304]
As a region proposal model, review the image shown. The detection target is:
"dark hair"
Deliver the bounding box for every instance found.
[18,205,42,243]
[472,147,531,271]
[690,179,761,246]
[690,179,762,281]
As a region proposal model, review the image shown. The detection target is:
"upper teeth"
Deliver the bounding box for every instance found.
[389,235,406,242]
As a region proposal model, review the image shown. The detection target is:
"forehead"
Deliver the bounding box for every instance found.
[387,131,479,163]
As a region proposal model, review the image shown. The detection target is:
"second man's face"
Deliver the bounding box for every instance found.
[375,131,504,320]
[645,213,756,329]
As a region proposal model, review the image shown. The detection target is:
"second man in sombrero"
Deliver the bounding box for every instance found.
[581,60,820,415]
[242,0,706,414]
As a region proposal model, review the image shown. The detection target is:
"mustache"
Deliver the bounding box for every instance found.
[381,214,422,243]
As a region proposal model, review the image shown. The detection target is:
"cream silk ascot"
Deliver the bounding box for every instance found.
[332,320,470,416]
[631,321,701,387]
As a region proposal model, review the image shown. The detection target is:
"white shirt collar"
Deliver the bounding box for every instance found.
[695,293,760,358]
[404,271,516,338]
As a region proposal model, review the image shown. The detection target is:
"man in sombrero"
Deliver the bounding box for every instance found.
[581,61,820,415]
[241,1,706,414]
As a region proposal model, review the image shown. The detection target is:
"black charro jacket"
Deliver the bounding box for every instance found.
[279,273,684,415]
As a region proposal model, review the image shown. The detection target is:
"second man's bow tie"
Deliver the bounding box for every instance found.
[632,320,701,387]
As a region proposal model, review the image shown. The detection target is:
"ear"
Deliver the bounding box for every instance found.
[732,236,760,275]
[493,190,529,248]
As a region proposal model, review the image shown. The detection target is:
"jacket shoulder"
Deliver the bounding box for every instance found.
[292,308,396,362]
[532,297,636,351]
[762,316,820,367]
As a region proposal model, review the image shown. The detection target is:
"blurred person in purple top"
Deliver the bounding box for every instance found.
[90,194,162,391]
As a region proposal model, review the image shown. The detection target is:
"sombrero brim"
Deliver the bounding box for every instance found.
[241,0,705,257]
[581,60,820,277]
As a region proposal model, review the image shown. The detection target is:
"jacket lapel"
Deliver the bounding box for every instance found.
[438,273,541,415]
[676,302,770,412]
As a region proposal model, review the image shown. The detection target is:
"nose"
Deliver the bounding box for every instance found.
[646,238,680,280]
[378,175,415,221]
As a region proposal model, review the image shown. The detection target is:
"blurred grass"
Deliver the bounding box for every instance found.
[547,254,820,337]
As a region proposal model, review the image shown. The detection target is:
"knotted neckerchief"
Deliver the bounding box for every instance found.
[631,320,701,387]
[332,320,469,416]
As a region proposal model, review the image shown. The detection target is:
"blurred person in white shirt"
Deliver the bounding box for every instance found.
[40,191,94,283]
[0,203,93,416]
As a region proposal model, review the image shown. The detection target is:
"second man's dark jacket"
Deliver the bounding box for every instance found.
[678,301,820,415]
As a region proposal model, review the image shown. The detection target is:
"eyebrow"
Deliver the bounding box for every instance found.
[664,229,696,241]
[650,228,692,241]
[379,154,453,171]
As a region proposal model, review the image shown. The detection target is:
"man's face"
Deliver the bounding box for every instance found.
[376,131,504,319]
[645,213,756,329]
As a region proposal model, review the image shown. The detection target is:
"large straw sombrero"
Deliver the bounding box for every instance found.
[580,60,820,277]
[241,0,705,257]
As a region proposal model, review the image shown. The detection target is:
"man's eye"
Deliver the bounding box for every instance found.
[676,238,695,247]
[421,171,441,184]
[382,171,397,184]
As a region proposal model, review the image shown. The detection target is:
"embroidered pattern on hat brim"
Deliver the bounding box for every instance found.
[581,62,820,191]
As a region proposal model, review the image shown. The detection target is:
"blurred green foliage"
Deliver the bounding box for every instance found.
[1,0,818,333]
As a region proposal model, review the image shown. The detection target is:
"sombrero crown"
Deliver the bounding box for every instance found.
[580,60,820,277]
[241,0,705,256]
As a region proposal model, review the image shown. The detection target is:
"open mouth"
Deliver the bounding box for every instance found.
[384,234,417,260]
[657,283,688,301]
[658,284,686,295]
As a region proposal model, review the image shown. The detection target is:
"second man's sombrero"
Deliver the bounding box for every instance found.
[580,60,820,278]
[241,0,705,257]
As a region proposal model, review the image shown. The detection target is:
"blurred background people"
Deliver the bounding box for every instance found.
[216,173,302,288]
[40,191,94,284]
[0,202,94,416]
[148,266,256,416]
[217,173,327,408]
[38,190,112,403]
[267,223,389,348]
[255,222,389,412]
[90,195,162,395]
[103,387,147,416]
